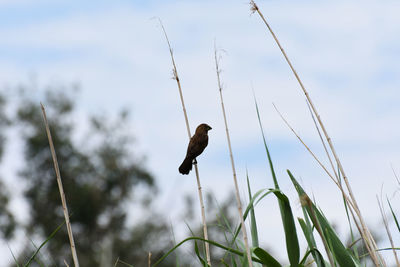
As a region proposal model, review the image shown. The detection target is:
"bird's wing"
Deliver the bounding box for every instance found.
[186,134,208,159]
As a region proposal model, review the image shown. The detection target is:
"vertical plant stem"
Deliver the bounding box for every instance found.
[148,252,152,267]
[159,20,211,266]
[305,100,338,181]
[40,104,80,267]
[250,1,383,265]
[214,44,253,267]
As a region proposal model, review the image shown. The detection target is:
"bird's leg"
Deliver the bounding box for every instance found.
[193,158,197,165]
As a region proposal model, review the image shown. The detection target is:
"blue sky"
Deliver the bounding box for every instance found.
[1,0,400,265]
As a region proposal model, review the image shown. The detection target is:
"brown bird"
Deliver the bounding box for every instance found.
[179,123,212,175]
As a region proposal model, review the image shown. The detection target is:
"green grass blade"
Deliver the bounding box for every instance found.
[321,211,359,266]
[271,190,300,267]
[240,253,249,267]
[387,198,400,233]
[233,188,273,240]
[185,221,209,264]
[23,221,65,267]
[299,247,325,266]
[253,247,282,267]
[254,96,300,266]
[27,238,46,267]
[247,173,259,247]
[343,192,358,258]
[288,170,360,267]
[152,237,266,266]
[254,95,279,189]
[7,243,21,267]
[298,218,325,267]
[232,257,238,267]
[194,241,209,267]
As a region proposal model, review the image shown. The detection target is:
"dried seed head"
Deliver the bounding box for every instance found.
[250,1,259,13]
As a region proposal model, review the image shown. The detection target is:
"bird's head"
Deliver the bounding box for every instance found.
[196,123,212,133]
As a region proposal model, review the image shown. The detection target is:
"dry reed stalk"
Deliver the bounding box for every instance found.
[273,104,342,194]
[250,1,383,265]
[273,103,367,242]
[148,252,152,267]
[305,100,338,181]
[304,100,370,254]
[214,45,253,267]
[40,104,80,267]
[274,104,364,234]
[377,194,400,266]
[159,20,211,266]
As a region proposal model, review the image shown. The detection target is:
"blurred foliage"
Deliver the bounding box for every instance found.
[0,92,16,240]
[7,86,182,266]
[0,84,241,266]
[183,191,241,266]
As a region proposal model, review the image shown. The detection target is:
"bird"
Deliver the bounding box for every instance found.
[179,123,212,175]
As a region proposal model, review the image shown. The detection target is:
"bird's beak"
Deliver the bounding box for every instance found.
[208,126,212,130]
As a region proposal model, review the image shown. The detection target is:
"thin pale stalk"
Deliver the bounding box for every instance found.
[306,99,365,255]
[391,164,400,186]
[304,100,365,242]
[159,20,211,266]
[194,164,211,263]
[377,195,400,266]
[274,104,342,197]
[274,103,371,249]
[250,1,382,265]
[306,99,364,256]
[305,100,338,182]
[273,103,365,241]
[40,104,80,267]
[148,252,152,267]
[214,45,253,267]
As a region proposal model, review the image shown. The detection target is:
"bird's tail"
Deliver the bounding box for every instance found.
[179,157,193,175]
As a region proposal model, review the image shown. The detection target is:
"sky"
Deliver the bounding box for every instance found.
[1,0,400,265]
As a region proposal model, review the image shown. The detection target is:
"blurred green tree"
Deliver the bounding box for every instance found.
[0,93,16,240]
[11,86,180,266]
